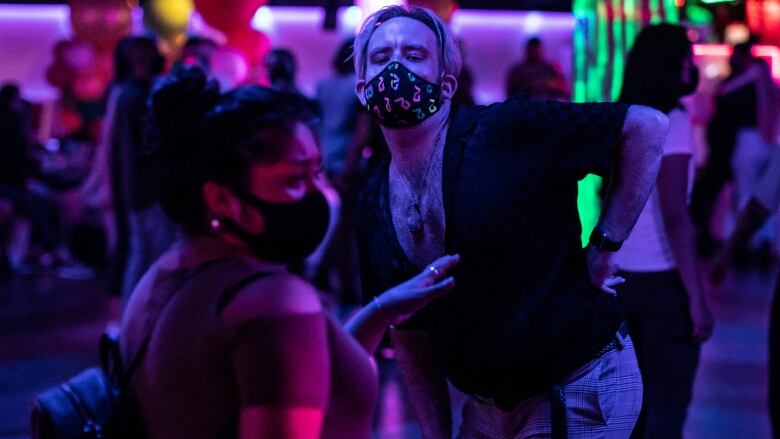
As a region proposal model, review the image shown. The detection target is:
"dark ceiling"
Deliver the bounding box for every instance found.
[2,0,572,11]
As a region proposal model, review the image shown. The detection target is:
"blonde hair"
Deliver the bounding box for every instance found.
[354,6,462,81]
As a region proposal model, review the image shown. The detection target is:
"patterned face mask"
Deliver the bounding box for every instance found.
[364,61,442,128]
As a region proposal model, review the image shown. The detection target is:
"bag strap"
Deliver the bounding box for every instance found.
[120,257,253,388]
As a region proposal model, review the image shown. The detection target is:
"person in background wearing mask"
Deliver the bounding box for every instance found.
[353,6,667,438]
[120,66,459,439]
[614,24,714,439]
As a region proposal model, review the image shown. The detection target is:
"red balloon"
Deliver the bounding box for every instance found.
[193,0,267,33]
[46,63,73,89]
[407,0,457,23]
[59,40,96,72]
[69,0,131,52]
[71,70,109,102]
[226,28,270,67]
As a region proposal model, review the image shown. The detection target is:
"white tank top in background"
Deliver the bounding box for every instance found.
[615,108,695,272]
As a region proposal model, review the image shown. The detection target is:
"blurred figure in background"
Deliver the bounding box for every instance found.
[315,38,361,179]
[616,24,713,439]
[112,36,177,305]
[178,36,218,72]
[81,36,176,300]
[266,48,303,95]
[0,83,63,273]
[712,145,780,436]
[505,37,570,100]
[312,38,372,307]
[691,41,779,257]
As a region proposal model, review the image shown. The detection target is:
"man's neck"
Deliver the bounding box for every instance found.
[383,102,451,179]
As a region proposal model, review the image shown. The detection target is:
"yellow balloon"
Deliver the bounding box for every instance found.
[145,0,194,39]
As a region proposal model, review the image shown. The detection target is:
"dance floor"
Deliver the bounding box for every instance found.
[0,260,775,438]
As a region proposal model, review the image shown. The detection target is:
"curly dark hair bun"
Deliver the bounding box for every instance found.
[148,66,319,234]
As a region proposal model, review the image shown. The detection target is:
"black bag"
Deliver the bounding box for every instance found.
[30,260,216,439]
[30,328,131,439]
[30,258,266,438]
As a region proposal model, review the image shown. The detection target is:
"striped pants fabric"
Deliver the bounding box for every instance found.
[457,335,643,439]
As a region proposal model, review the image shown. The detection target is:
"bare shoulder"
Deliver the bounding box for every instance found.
[221,271,323,324]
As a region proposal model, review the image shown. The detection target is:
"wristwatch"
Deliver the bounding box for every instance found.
[589,229,623,252]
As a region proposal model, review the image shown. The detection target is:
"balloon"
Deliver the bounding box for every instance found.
[226,28,270,67]
[59,40,96,72]
[209,47,249,91]
[57,107,85,136]
[46,63,73,89]
[144,0,194,40]
[71,70,109,102]
[193,0,267,33]
[69,0,132,52]
[407,0,457,23]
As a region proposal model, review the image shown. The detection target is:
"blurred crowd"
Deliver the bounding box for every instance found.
[2,15,780,439]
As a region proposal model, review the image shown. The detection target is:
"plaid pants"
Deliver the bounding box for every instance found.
[457,335,643,439]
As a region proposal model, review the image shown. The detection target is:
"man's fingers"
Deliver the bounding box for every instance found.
[417,277,456,299]
[604,276,625,287]
[599,285,618,297]
[419,254,460,281]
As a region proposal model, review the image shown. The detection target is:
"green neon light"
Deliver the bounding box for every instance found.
[624,0,637,47]
[578,176,602,246]
[594,1,608,99]
[685,4,713,25]
[649,0,662,24]
[668,0,680,22]
[611,0,624,100]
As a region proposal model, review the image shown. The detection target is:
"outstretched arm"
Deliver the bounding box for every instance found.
[345,254,459,355]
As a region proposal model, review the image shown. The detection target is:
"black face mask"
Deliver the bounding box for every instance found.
[223,189,330,264]
[364,61,442,128]
[680,66,700,96]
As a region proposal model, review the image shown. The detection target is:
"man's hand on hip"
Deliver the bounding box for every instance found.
[586,246,625,296]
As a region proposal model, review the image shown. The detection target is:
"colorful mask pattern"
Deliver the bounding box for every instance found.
[364,62,442,128]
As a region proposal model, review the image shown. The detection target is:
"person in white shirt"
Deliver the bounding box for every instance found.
[712,146,780,436]
[614,24,714,439]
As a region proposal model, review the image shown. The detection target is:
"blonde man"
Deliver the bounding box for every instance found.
[354,6,668,438]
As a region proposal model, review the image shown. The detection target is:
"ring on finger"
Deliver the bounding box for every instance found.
[428,265,440,276]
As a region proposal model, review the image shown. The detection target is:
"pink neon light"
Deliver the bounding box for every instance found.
[755,45,780,81]
[693,43,780,81]
[692,44,731,57]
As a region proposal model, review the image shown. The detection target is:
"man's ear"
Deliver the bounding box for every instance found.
[355,79,367,106]
[440,74,458,100]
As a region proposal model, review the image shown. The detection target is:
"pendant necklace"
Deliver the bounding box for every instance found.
[394,122,448,236]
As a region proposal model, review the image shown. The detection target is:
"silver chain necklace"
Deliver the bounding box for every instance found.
[394,122,448,236]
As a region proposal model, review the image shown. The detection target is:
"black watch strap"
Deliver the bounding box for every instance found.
[589,229,623,252]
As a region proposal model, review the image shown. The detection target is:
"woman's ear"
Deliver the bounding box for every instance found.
[203,181,242,222]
